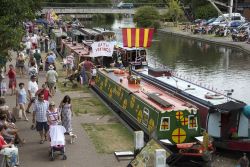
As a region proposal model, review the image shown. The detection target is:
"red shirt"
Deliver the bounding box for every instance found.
[43,89,50,101]
[37,89,50,101]
[8,69,16,79]
[0,135,7,149]
[84,61,94,71]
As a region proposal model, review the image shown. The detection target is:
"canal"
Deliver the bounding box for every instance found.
[87,17,250,104]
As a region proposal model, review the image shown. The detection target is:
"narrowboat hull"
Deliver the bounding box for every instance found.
[214,139,250,152]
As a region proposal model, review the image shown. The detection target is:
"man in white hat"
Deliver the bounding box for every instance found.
[46,65,58,96]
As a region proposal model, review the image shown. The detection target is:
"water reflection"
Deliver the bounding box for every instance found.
[83,17,250,103]
[148,32,250,103]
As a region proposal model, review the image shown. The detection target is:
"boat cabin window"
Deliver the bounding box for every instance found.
[142,107,149,126]
[160,117,170,131]
[188,115,198,129]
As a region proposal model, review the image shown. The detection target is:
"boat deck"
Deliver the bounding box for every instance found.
[138,68,229,105]
[99,68,196,113]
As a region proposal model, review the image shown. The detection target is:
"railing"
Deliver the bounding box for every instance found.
[41,2,167,8]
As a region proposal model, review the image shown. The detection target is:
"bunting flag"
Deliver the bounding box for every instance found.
[122,28,154,48]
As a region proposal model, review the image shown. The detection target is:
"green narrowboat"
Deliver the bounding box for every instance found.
[93,68,215,160]
[94,68,201,145]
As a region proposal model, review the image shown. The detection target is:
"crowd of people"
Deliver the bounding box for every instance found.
[0,20,76,167]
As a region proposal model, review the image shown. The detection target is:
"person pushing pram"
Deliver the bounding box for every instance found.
[46,101,67,161]
[48,101,76,144]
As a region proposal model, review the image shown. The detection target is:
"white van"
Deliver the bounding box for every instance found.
[210,13,245,26]
[117,2,134,9]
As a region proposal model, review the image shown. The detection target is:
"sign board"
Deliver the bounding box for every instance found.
[91,41,114,57]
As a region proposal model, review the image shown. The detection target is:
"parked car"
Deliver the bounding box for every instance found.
[193,19,207,26]
[229,20,244,28]
[204,18,216,26]
[210,13,245,26]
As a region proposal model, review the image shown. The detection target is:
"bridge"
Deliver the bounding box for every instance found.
[40,3,167,15]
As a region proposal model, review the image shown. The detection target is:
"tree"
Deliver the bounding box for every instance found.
[0,0,43,63]
[133,6,160,29]
[194,4,217,19]
[164,0,184,25]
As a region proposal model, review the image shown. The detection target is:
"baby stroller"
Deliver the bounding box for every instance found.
[49,125,67,161]
[63,70,80,88]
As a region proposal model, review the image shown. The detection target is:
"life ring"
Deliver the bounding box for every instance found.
[205,92,224,99]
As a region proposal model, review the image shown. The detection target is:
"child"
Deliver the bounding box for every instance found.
[7,64,16,96]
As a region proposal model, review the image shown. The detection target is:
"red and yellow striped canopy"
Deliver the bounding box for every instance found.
[122,28,154,48]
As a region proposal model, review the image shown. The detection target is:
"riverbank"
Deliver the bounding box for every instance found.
[159,27,250,55]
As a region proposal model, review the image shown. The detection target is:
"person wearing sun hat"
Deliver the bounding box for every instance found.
[46,65,58,96]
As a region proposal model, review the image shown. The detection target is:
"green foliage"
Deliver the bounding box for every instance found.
[92,14,115,29]
[194,4,217,19]
[133,6,160,29]
[163,0,184,24]
[0,0,42,62]
[124,0,167,3]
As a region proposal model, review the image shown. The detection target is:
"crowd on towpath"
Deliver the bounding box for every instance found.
[0,21,129,167]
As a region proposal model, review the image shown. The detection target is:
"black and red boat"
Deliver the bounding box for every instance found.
[132,65,250,152]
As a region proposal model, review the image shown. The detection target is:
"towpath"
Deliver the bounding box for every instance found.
[3,51,129,167]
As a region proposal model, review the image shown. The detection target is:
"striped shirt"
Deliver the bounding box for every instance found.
[47,109,59,125]
[33,100,49,122]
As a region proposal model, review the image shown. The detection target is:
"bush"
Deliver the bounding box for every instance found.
[194,4,217,19]
[133,6,160,29]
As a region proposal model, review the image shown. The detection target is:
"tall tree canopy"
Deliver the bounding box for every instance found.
[164,0,184,24]
[133,6,160,29]
[0,0,43,63]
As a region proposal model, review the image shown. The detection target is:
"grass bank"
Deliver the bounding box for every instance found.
[82,123,133,154]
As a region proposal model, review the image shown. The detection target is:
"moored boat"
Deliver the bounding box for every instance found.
[92,67,214,162]
[132,62,250,152]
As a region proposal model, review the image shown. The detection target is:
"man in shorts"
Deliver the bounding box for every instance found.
[33,93,49,144]
[46,65,58,96]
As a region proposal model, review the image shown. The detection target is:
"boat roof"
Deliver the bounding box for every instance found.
[211,101,245,113]
[139,68,244,106]
[98,68,197,113]
[61,39,90,57]
[92,27,115,34]
[72,29,88,36]
[79,28,100,36]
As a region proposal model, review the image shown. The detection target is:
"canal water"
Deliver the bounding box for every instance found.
[88,17,250,104]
